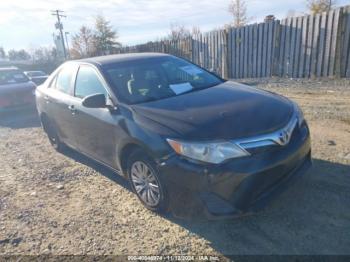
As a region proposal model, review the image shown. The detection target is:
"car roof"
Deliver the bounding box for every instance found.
[76,52,171,66]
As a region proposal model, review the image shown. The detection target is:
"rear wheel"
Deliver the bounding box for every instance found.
[42,117,64,152]
[127,150,168,213]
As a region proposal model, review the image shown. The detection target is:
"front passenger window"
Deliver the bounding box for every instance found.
[75,66,108,99]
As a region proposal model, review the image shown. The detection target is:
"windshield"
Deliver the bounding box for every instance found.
[103,56,224,104]
[0,69,29,85]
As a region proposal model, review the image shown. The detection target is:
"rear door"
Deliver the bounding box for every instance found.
[44,63,79,149]
[68,65,120,166]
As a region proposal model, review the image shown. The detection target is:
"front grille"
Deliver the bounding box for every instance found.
[244,125,302,155]
[245,143,279,155]
[231,112,310,157]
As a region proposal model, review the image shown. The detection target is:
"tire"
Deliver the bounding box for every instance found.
[127,149,169,213]
[42,118,64,152]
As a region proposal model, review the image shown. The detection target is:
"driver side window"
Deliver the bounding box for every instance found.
[75,66,108,99]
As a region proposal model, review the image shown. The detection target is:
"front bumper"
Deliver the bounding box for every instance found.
[158,123,312,219]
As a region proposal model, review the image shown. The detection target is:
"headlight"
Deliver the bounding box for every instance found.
[293,102,305,127]
[166,139,250,164]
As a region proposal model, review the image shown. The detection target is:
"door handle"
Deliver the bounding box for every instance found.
[68,105,77,115]
[44,96,50,103]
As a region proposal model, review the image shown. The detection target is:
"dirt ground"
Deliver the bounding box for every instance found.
[0,78,349,257]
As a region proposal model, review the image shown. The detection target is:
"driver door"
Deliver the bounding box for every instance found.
[69,65,119,166]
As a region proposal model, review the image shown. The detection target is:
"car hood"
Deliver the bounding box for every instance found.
[131,81,294,140]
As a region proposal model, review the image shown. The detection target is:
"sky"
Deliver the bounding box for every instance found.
[0,0,349,51]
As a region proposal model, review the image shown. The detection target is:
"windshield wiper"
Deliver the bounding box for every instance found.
[179,83,220,95]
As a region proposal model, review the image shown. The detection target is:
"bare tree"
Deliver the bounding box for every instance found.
[307,0,336,14]
[228,0,248,27]
[264,15,276,22]
[191,26,201,37]
[0,47,6,59]
[32,47,59,63]
[70,17,121,58]
[168,23,191,41]
[71,26,97,59]
[7,49,31,61]
[94,15,121,55]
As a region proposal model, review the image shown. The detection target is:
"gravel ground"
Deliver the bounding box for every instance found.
[0,79,349,257]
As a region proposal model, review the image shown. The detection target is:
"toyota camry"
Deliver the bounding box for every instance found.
[35,53,311,218]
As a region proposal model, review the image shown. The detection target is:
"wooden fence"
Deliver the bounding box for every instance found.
[119,6,350,79]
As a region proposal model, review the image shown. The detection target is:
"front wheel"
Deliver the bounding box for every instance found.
[127,150,169,213]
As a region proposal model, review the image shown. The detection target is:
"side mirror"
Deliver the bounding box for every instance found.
[82,93,106,108]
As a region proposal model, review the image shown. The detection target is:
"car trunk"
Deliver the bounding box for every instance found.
[0,82,36,108]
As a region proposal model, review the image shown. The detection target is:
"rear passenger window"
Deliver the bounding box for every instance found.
[55,65,76,94]
[75,66,108,99]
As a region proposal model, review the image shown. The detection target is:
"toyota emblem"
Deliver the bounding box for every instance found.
[279,131,289,145]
